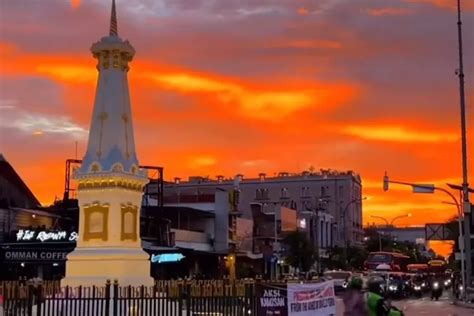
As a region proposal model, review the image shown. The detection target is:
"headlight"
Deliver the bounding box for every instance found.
[444,281,449,286]
[459,285,463,291]
[414,286,421,290]
[433,282,439,289]
[389,285,398,291]
[421,282,426,287]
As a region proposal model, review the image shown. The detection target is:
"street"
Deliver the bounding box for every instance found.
[336,294,473,316]
[392,295,472,316]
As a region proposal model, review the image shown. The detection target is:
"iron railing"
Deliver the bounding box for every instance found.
[0,279,258,316]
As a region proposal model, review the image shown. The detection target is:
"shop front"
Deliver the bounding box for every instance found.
[0,229,77,280]
[144,247,221,279]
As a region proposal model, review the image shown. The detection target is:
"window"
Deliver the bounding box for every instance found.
[302,201,309,211]
[320,221,324,248]
[326,222,330,248]
[256,188,269,200]
[281,187,289,198]
[263,188,269,199]
[301,186,310,197]
[320,186,329,197]
[338,185,343,197]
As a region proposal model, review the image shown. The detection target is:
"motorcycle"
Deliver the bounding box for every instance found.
[455,284,463,299]
[431,281,443,300]
[443,278,452,289]
[411,283,423,298]
[420,280,430,293]
[387,282,402,299]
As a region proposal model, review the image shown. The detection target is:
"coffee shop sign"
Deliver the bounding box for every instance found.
[16,230,78,242]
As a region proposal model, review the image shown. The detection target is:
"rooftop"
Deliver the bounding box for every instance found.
[163,169,361,185]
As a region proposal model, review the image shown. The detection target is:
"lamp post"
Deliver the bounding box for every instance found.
[370,213,412,228]
[341,197,368,267]
[383,173,466,298]
[370,213,411,249]
[455,0,472,288]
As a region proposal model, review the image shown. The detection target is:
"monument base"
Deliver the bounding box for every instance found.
[63,247,153,287]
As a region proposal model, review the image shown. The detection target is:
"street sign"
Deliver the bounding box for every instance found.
[425,223,452,240]
[412,184,435,194]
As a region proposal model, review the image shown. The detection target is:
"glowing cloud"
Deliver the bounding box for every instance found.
[297,7,309,15]
[36,64,95,83]
[190,155,217,168]
[71,0,81,9]
[0,106,87,139]
[343,125,458,143]
[150,72,355,121]
[363,7,414,16]
[269,39,342,49]
[404,0,474,11]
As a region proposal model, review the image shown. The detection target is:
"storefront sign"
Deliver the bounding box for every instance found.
[16,230,78,242]
[3,250,69,261]
[287,281,335,316]
[257,283,288,316]
[150,253,185,264]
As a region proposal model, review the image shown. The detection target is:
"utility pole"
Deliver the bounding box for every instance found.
[456,0,472,286]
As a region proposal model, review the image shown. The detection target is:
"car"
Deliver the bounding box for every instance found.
[323,270,352,293]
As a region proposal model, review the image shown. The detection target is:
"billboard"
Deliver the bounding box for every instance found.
[257,283,288,316]
[287,281,336,316]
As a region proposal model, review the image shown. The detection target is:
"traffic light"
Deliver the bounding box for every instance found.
[383,172,389,191]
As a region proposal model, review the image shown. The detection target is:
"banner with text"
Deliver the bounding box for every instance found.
[287,281,336,316]
[257,283,288,316]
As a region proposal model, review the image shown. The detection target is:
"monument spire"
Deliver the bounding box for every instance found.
[78,0,137,176]
[110,0,118,36]
[65,0,152,287]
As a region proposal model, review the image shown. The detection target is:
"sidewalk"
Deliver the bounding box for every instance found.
[454,299,474,309]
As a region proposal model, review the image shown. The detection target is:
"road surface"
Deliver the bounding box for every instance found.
[336,293,472,315]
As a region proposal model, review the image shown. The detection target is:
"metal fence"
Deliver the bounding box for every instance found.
[0,279,257,316]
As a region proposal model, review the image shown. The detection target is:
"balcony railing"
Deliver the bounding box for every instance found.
[163,194,215,204]
[171,228,209,244]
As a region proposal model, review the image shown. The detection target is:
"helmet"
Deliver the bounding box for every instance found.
[367,276,384,294]
[349,277,363,290]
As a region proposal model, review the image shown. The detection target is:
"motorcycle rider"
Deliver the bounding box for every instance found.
[366,277,404,316]
[366,277,388,316]
[431,273,443,300]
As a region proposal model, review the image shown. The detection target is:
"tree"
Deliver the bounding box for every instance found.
[326,246,367,270]
[363,228,431,263]
[283,230,316,272]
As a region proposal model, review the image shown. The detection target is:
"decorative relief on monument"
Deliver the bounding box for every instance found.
[83,203,109,241]
[121,204,137,241]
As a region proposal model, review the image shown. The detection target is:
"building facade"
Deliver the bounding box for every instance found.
[156,169,363,249]
[0,154,77,280]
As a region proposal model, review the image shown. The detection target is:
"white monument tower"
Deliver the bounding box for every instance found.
[64,0,152,286]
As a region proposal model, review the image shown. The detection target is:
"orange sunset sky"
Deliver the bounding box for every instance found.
[0,0,473,232]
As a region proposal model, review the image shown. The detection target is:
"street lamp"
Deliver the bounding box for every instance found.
[370,213,411,227]
[383,172,467,298]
